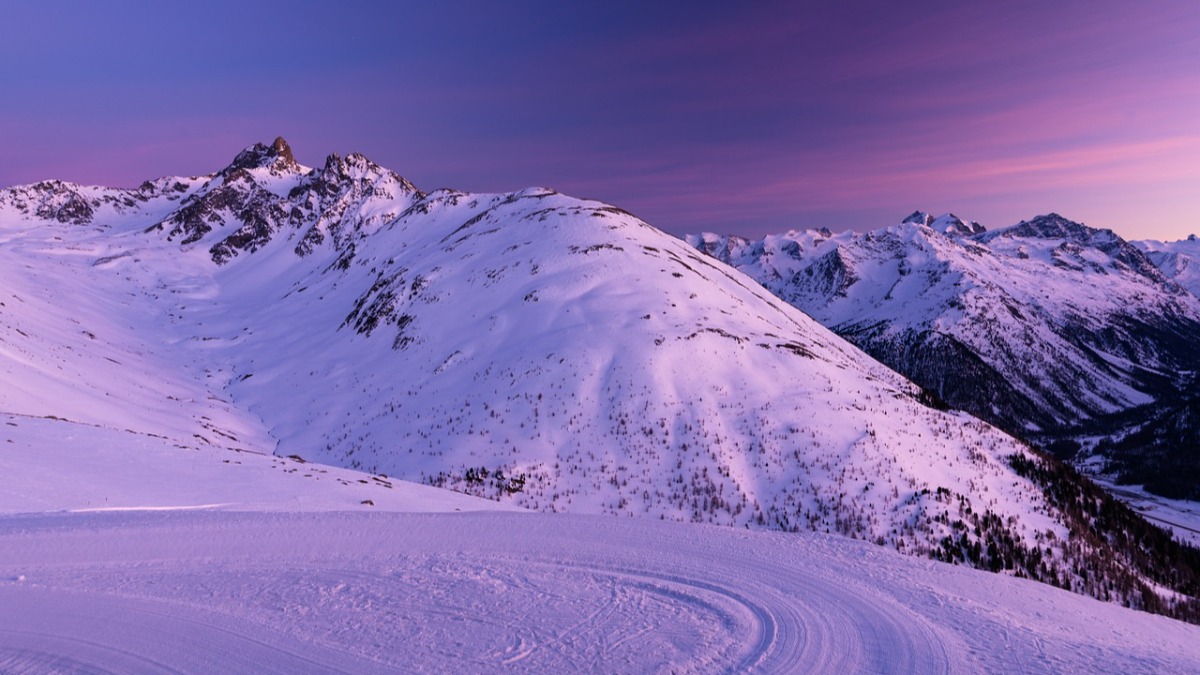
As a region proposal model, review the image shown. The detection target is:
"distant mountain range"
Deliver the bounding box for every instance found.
[2,139,1197,620]
[689,212,1200,499]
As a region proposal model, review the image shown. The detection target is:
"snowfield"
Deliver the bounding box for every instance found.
[0,413,521,515]
[2,413,1197,672]
[3,508,1199,674]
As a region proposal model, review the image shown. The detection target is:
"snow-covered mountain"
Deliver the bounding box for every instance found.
[689,214,1200,494]
[1101,234,1200,498]
[3,141,1198,619]
[1136,234,1200,299]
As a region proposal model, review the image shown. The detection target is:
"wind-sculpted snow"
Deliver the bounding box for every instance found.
[3,511,1199,674]
[2,140,1198,619]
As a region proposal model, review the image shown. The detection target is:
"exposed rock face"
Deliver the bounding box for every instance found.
[223,136,300,176]
[271,136,295,165]
[140,141,422,264]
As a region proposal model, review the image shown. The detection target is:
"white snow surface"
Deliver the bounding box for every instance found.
[1135,234,1200,298]
[2,507,1199,674]
[0,413,519,515]
[4,413,1196,672]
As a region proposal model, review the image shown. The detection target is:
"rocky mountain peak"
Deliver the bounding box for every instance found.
[687,232,750,261]
[986,213,1166,283]
[1003,213,1094,242]
[271,136,295,163]
[320,151,386,178]
[225,137,301,175]
[901,210,933,227]
[932,213,986,237]
[899,211,984,237]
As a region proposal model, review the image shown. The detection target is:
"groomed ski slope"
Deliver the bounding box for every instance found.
[1,418,1198,674]
[3,511,1200,674]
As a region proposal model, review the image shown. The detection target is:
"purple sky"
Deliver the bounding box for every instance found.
[3,1,1198,240]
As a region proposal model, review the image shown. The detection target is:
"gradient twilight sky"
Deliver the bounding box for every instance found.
[2,1,1197,240]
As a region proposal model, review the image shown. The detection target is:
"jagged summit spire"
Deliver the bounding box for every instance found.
[225,137,300,175]
[901,210,932,227]
[270,136,295,165]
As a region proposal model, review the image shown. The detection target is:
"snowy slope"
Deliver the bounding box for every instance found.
[1136,234,1200,299]
[3,141,1198,617]
[0,176,247,444]
[2,411,1194,672]
[1,142,1057,544]
[2,510,1199,674]
[689,215,1200,458]
[0,413,519,515]
[1,406,1196,672]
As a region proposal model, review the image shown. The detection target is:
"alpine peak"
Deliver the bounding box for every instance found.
[270,136,294,162]
[997,213,1094,242]
[901,210,932,227]
[225,136,301,175]
[932,213,985,237]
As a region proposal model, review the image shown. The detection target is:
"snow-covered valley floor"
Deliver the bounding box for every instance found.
[3,417,1199,674]
[1088,476,1200,548]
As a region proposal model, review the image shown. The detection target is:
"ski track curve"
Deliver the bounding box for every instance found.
[4,510,1193,673]
[536,561,951,674]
